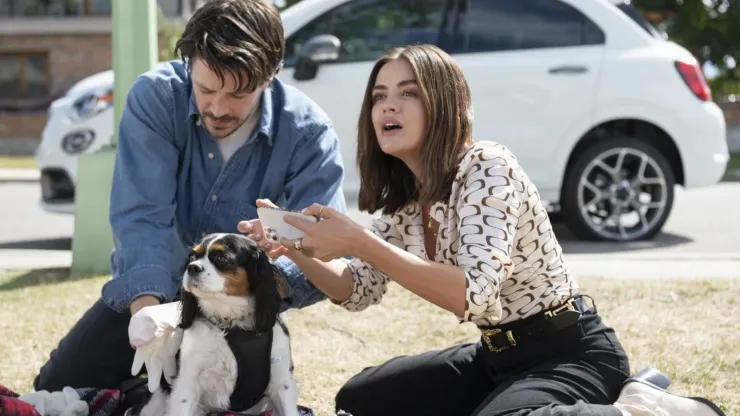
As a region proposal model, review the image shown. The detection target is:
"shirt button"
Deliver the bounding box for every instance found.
[196,119,202,126]
[208,153,214,159]
[211,194,218,201]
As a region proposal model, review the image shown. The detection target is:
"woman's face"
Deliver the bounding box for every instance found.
[370,58,426,163]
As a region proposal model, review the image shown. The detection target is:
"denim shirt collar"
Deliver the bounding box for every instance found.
[187,82,276,147]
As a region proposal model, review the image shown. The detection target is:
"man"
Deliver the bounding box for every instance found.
[34,0,346,394]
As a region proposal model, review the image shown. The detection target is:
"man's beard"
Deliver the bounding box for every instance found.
[201,107,258,139]
[200,113,245,138]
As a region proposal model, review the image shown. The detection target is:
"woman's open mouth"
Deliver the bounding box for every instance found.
[380,118,403,135]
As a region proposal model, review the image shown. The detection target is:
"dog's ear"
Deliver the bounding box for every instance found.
[275,269,290,300]
[248,252,282,333]
[179,289,201,330]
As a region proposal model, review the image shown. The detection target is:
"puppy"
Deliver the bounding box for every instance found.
[135,232,298,416]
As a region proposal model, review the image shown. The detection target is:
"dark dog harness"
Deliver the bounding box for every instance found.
[224,327,274,412]
[146,323,274,414]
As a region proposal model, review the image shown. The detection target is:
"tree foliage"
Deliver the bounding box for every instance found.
[633,0,740,94]
[157,8,183,61]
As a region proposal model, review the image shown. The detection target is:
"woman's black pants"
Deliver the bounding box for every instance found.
[335,298,631,416]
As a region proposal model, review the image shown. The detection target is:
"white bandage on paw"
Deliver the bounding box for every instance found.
[129,301,184,392]
[128,302,182,348]
[131,326,183,392]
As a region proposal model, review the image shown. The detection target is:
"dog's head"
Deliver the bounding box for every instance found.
[179,233,289,333]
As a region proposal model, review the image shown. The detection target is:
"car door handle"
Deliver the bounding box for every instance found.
[548,65,589,75]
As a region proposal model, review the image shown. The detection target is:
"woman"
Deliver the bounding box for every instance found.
[240,45,724,416]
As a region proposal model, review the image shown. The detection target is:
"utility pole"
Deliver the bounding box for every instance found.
[70,0,158,277]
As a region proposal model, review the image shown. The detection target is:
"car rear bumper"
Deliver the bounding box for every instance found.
[679,101,729,188]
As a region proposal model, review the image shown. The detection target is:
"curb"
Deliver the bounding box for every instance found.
[0,249,72,270]
[0,169,40,184]
[567,258,740,280]
[0,249,738,279]
[565,252,740,261]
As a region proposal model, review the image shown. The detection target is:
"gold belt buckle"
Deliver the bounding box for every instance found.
[545,298,576,318]
[482,328,517,353]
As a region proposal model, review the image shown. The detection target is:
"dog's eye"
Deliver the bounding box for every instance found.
[211,252,228,264]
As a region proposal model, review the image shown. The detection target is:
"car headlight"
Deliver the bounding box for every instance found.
[68,89,113,121]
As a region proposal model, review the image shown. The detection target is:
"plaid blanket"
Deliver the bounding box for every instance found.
[0,383,121,416]
[0,383,315,416]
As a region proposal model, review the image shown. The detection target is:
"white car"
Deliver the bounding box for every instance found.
[36,0,729,242]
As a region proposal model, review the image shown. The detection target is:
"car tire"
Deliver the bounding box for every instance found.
[560,136,676,242]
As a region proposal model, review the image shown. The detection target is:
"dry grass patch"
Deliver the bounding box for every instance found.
[0,270,736,415]
[0,156,36,169]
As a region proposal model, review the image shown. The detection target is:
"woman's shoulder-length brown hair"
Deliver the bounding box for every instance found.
[356,44,474,216]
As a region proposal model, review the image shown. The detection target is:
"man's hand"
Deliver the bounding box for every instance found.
[238,198,289,259]
[130,295,160,316]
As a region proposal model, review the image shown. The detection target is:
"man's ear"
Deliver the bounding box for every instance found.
[249,254,282,333]
[179,289,201,330]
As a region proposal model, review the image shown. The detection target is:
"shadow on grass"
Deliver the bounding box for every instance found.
[0,267,102,292]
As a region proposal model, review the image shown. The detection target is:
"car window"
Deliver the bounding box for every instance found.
[459,0,605,53]
[284,0,459,67]
[614,2,666,39]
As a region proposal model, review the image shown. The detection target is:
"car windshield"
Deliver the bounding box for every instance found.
[614,1,666,39]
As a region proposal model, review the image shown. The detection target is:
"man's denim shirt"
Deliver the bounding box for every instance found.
[102,60,347,314]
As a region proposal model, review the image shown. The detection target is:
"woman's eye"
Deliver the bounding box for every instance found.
[372,94,384,102]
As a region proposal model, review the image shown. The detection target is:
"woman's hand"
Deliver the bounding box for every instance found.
[280,203,367,262]
[237,199,288,260]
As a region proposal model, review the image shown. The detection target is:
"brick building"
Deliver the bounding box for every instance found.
[0,0,206,155]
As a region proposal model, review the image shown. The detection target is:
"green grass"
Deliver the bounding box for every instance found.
[0,269,736,414]
[721,152,740,181]
[729,152,740,170]
[0,156,36,169]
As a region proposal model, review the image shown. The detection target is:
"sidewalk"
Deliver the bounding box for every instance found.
[0,168,40,183]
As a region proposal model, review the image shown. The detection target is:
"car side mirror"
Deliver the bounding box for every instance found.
[293,34,341,81]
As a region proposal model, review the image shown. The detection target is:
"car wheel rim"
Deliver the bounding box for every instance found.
[577,147,668,241]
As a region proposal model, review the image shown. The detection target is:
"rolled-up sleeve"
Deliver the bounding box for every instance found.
[273,121,348,310]
[335,215,404,312]
[455,149,523,323]
[102,75,180,314]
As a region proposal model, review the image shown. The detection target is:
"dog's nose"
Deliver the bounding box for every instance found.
[187,263,204,275]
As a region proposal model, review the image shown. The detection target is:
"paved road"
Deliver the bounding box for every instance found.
[2,182,739,278]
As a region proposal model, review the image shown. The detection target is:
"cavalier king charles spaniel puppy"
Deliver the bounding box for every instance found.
[133,232,298,416]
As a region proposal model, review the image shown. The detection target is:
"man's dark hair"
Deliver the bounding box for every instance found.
[175,0,285,93]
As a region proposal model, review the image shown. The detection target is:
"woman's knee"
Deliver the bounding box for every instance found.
[334,368,372,415]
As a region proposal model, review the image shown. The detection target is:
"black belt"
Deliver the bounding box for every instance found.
[479,295,595,353]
